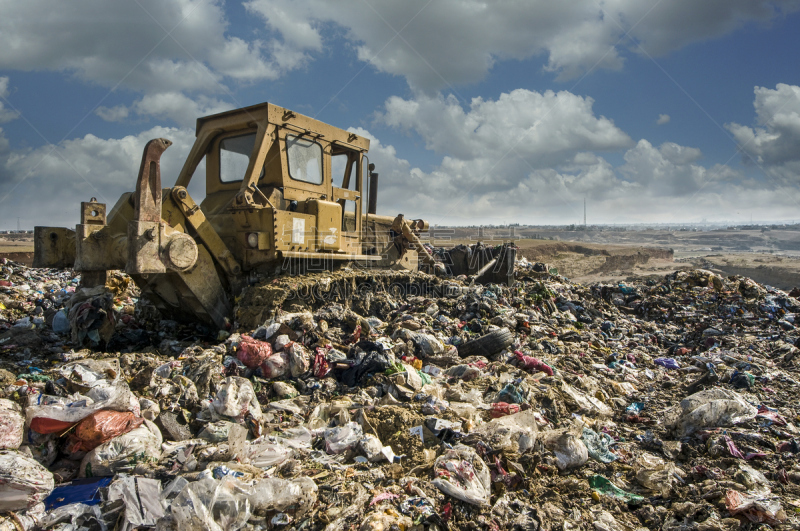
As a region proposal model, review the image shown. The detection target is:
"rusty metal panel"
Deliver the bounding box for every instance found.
[307,199,341,251]
[274,211,314,252]
[33,227,76,268]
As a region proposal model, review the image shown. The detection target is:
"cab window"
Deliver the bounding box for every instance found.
[286,135,323,185]
[219,133,256,183]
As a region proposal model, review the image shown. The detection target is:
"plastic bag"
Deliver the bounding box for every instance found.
[107,476,164,531]
[725,490,786,525]
[463,410,538,453]
[67,409,144,453]
[79,419,162,477]
[198,420,237,443]
[543,430,588,471]
[337,346,395,387]
[273,381,298,399]
[58,359,121,391]
[0,399,24,450]
[432,444,491,505]
[635,453,678,496]
[413,333,445,357]
[52,309,69,334]
[490,402,520,418]
[654,357,680,369]
[324,422,363,454]
[589,475,644,505]
[171,476,251,531]
[445,364,483,382]
[210,376,263,423]
[665,388,757,437]
[44,477,112,510]
[236,335,272,369]
[0,450,54,512]
[247,440,294,468]
[286,342,310,377]
[27,380,138,434]
[38,502,105,531]
[515,351,553,375]
[559,382,613,417]
[245,477,317,516]
[259,351,289,379]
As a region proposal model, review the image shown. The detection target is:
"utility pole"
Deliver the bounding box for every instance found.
[583,198,586,228]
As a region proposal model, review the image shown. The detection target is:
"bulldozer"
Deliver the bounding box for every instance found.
[33,102,444,329]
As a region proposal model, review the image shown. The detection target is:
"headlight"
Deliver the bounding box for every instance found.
[247,233,259,248]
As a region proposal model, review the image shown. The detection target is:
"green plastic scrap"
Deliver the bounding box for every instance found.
[385,362,405,375]
[588,475,644,505]
[17,373,50,382]
[418,370,431,386]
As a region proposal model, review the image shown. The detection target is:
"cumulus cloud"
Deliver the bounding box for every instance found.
[0,126,199,228]
[657,114,670,125]
[96,93,231,127]
[245,0,800,91]
[0,0,311,95]
[351,89,774,224]
[132,92,231,128]
[0,77,19,124]
[727,83,800,183]
[380,89,632,166]
[95,105,130,123]
[0,116,787,230]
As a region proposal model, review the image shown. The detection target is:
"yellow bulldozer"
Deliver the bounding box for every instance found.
[33,103,443,328]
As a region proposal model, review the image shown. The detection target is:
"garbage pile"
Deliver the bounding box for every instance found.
[2,256,800,530]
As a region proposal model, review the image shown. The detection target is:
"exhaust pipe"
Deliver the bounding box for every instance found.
[367,163,378,215]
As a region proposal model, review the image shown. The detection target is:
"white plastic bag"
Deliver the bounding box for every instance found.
[171,476,251,531]
[0,399,24,450]
[246,477,317,516]
[286,342,310,377]
[635,453,678,496]
[246,440,293,468]
[0,450,54,512]
[432,444,491,505]
[324,422,363,454]
[666,388,757,437]
[210,377,263,423]
[543,431,588,471]
[463,410,538,453]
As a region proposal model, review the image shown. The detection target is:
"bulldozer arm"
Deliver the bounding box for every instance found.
[34,137,233,329]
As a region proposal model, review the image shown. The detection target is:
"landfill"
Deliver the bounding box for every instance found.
[2,254,800,530]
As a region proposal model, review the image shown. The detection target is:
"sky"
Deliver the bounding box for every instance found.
[1,0,800,229]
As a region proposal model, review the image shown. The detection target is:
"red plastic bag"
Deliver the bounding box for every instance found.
[30,417,76,435]
[67,409,144,453]
[491,402,521,418]
[313,347,331,378]
[238,335,273,369]
[515,351,554,376]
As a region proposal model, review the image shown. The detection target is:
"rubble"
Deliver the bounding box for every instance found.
[2,257,800,529]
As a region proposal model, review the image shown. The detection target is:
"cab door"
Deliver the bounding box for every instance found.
[331,146,362,254]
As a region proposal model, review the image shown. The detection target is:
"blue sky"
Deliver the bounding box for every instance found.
[1,0,800,229]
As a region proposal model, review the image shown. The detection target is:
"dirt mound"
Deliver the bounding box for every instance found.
[0,252,33,265]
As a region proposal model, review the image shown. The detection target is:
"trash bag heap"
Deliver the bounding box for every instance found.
[3,255,800,529]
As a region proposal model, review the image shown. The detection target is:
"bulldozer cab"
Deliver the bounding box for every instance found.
[172,103,371,264]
